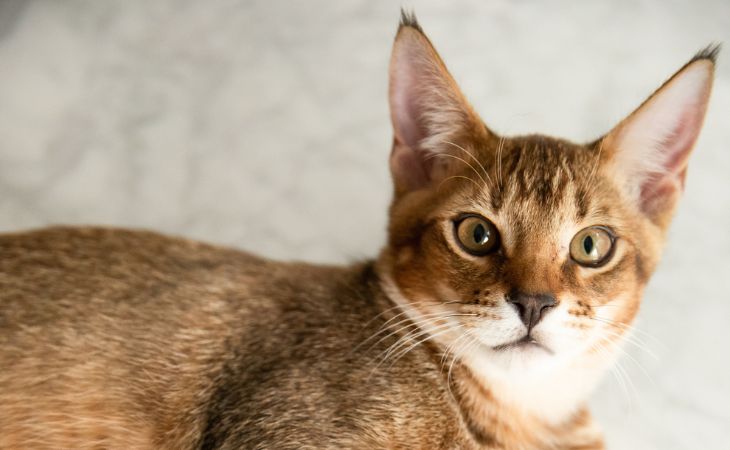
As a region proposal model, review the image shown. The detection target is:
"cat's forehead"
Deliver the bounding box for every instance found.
[486,135,596,206]
[459,135,594,207]
[450,135,608,247]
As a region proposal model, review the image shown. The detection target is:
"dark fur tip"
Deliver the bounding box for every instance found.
[691,43,721,64]
[399,9,423,33]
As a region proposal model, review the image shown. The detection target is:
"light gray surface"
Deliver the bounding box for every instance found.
[0,1,728,448]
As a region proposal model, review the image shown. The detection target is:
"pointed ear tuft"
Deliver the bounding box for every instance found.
[601,48,717,221]
[388,14,487,195]
[689,43,721,65]
[399,9,423,33]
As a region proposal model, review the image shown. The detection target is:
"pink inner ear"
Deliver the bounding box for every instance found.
[388,27,487,194]
[659,104,704,174]
[388,31,446,191]
[640,115,701,213]
[393,92,428,151]
[638,102,705,215]
[390,40,432,152]
[640,175,681,215]
[611,58,713,218]
[390,64,433,190]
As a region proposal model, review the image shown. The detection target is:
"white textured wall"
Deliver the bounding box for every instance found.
[0,1,728,448]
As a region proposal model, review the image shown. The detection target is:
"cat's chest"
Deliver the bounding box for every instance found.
[377,363,604,450]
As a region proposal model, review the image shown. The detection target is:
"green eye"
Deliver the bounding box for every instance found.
[570,226,615,267]
[454,215,500,256]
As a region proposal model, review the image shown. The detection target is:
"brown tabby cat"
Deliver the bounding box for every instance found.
[0,12,717,450]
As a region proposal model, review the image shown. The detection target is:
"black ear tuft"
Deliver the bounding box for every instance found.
[399,9,423,33]
[690,43,721,65]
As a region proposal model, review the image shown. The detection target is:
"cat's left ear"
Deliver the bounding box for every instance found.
[601,46,718,222]
[388,11,489,196]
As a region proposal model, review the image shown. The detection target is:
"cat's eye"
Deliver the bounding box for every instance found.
[569,226,615,267]
[454,215,500,256]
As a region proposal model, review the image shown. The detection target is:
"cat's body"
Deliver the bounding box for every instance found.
[0,13,716,450]
[0,226,601,449]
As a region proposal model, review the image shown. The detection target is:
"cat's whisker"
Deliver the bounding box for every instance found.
[440,328,472,368]
[356,298,481,356]
[583,318,657,354]
[370,314,475,366]
[367,321,458,380]
[607,361,631,406]
[387,323,465,367]
[359,301,429,330]
[447,331,481,401]
[359,299,466,335]
[350,312,426,356]
[592,321,656,349]
[592,326,660,361]
[589,316,662,357]
[358,313,453,355]
[441,140,494,186]
[376,311,479,365]
[590,315,662,345]
[357,301,444,340]
[425,153,488,187]
[596,338,642,411]
[607,339,656,386]
[437,175,483,193]
[373,300,463,328]
[568,323,654,386]
[612,356,638,412]
[380,316,474,361]
[591,341,634,408]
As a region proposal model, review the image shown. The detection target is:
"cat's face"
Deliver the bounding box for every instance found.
[380,17,714,375]
[384,136,657,373]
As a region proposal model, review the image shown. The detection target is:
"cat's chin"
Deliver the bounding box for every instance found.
[495,345,555,369]
[463,335,563,375]
[492,335,553,355]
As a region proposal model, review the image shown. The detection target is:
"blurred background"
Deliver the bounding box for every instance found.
[0,1,728,448]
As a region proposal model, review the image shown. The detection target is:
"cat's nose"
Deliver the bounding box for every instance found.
[507,292,557,332]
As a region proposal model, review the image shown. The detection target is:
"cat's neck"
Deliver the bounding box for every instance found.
[461,343,616,423]
[447,360,606,448]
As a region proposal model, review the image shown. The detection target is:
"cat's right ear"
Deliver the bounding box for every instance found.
[388,11,488,196]
[599,47,717,224]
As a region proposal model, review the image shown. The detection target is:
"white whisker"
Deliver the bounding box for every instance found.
[442,140,493,186]
[425,153,487,187]
[437,175,483,192]
[359,311,470,355]
[387,324,463,367]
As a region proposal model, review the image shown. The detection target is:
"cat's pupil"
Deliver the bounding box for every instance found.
[583,235,594,254]
[473,224,487,244]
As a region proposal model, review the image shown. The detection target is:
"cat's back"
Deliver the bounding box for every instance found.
[0,226,364,448]
[0,225,268,289]
[0,227,466,449]
[0,226,269,342]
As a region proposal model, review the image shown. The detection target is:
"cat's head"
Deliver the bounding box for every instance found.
[378,13,716,376]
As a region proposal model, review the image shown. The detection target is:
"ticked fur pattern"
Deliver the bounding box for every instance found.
[0,11,716,450]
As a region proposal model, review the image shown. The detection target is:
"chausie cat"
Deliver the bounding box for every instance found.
[0,12,717,450]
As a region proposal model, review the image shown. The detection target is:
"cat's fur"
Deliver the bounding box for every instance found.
[0,12,716,450]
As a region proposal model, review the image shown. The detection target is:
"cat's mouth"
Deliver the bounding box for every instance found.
[492,335,553,354]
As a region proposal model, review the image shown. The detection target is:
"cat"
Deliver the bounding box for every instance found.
[0,11,717,450]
